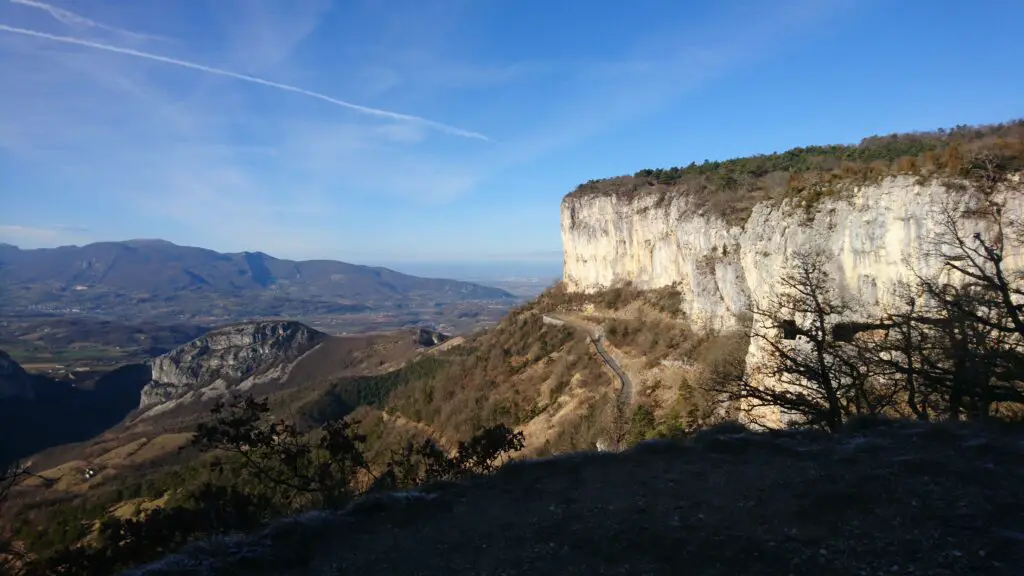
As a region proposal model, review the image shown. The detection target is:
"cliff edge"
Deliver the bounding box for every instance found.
[562,174,1024,329]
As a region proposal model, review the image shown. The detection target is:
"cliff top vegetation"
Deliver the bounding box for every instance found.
[567,119,1024,224]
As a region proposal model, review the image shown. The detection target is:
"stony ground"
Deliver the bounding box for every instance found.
[126,420,1024,576]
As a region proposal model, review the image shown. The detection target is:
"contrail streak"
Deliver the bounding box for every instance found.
[9,0,163,41]
[0,23,489,140]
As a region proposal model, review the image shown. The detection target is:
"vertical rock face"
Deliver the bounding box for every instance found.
[139,321,326,413]
[562,175,1024,425]
[562,175,1024,327]
[0,349,33,400]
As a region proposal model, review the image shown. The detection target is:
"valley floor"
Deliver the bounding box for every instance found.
[128,420,1023,576]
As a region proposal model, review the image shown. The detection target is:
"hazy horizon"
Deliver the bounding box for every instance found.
[379,260,563,283]
[3,0,1023,262]
[0,236,563,283]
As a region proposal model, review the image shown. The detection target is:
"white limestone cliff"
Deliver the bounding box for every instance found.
[562,175,1024,424]
[563,175,1024,326]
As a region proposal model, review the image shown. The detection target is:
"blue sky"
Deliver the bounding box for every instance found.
[1,0,1021,266]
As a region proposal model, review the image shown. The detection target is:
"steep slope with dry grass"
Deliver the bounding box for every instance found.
[5,287,759,568]
[370,295,625,455]
[314,283,749,459]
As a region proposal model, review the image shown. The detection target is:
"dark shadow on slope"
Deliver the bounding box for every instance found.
[127,419,1024,576]
[0,364,152,467]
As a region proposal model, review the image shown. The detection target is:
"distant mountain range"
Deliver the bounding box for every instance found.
[0,240,515,322]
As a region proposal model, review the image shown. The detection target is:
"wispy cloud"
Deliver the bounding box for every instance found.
[8,0,163,41]
[0,0,856,261]
[0,24,488,140]
[214,0,332,71]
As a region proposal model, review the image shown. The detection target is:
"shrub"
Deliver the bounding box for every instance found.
[24,396,526,575]
[569,119,1024,224]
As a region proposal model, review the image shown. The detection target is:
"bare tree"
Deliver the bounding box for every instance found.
[910,198,1024,419]
[866,194,1024,422]
[930,199,1024,337]
[864,281,938,420]
[708,184,1024,430]
[726,249,883,432]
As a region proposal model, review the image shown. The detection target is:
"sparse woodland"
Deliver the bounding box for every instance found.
[3,396,525,575]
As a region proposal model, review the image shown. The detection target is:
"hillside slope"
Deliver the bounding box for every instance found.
[0,358,151,466]
[0,349,33,399]
[0,240,514,321]
[125,420,1024,576]
[10,325,452,486]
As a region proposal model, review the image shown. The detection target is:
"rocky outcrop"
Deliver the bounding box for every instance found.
[562,175,1024,425]
[0,349,33,399]
[138,321,326,415]
[562,175,1024,327]
[415,328,450,348]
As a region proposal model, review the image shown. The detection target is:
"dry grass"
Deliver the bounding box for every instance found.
[93,438,150,466]
[124,434,193,465]
[268,330,434,416]
[535,282,750,444]
[386,310,593,440]
[128,419,1024,576]
[421,336,465,356]
[602,316,694,365]
[21,460,89,491]
[282,332,424,386]
[109,495,169,520]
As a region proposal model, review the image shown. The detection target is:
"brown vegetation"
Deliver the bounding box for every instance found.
[529,280,750,445]
[111,420,1024,576]
[649,331,749,438]
[1,463,28,574]
[385,308,603,442]
[534,282,684,317]
[9,395,525,575]
[568,119,1024,224]
[603,316,695,365]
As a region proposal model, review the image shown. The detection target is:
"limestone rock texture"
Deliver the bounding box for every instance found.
[138,321,326,415]
[561,175,1024,424]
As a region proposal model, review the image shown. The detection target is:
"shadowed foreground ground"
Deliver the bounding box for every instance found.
[125,420,1024,576]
